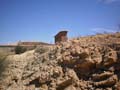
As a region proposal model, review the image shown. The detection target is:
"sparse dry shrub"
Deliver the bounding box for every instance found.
[15,45,27,54]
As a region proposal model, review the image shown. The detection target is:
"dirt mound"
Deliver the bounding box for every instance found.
[0,32,120,90]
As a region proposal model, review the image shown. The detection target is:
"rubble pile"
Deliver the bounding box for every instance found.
[0,32,120,90]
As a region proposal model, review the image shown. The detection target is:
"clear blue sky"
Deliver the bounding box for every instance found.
[0,0,120,44]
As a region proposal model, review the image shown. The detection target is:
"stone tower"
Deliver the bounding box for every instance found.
[54,31,68,44]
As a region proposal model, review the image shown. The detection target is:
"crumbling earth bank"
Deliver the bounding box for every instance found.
[0,33,120,90]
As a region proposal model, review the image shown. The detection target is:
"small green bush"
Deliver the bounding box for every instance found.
[15,45,27,54]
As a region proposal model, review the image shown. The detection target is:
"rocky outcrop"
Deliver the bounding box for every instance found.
[0,32,120,90]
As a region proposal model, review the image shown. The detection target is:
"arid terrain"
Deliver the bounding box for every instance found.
[0,32,120,90]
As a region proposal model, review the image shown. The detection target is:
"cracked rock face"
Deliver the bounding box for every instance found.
[0,33,120,90]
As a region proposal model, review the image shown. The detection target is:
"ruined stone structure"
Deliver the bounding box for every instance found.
[55,31,68,44]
